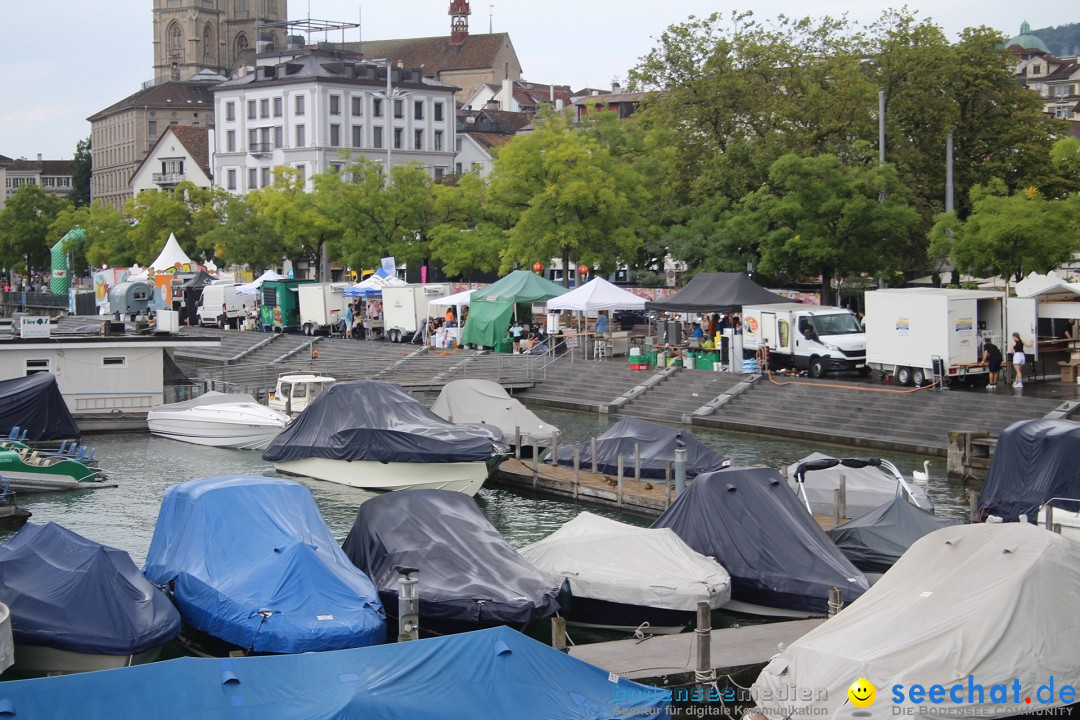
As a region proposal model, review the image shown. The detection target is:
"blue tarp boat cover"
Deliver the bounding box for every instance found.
[143,476,385,653]
[978,419,1080,522]
[551,416,728,479]
[263,380,503,464]
[0,372,79,440]
[342,490,560,625]
[652,467,869,614]
[0,522,179,655]
[827,496,960,572]
[0,626,670,719]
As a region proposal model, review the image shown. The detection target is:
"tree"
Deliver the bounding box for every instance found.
[65,203,132,270]
[0,184,70,272]
[429,172,505,279]
[201,192,279,271]
[125,182,222,266]
[487,109,644,285]
[69,137,92,207]
[736,154,921,305]
[928,179,1080,283]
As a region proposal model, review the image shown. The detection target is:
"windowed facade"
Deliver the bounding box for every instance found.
[247,100,256,119]
[295,95,305,116]
[227,168,237,190]
[434,130,443,151]
[414,129,423,150]
[226,130,236,152]
[273,97,282,117]
[393,99,403,118]
[373,126,383,149]
[351,96,363,116]
[373,98,383,117]
[394,128,402,149]
[226,102,236,121]
[330,95,340,115]
[434,103,443,121]
[259,98,269,118]
[295,124,305,147]
[414,101,424,120]
[330,124,340,147]
[352,125,363,148]
[248,168,257,189]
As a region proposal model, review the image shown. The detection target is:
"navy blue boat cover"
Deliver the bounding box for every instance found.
[0,522,179,654]
[827,497,959,572]
[652,467,869,614]
[0,372,79,441]
[342,489,559,625]
[551,415,728,479]
[978,419,1080,522]
[0,626,670,719]
[263,380,503,464]
[143,476,385,653]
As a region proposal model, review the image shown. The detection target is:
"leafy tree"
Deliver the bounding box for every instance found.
[0,184,70,272]
[736,154,920,304]
[125,182,221,267]
[429,172,505,279]
[68,203,132,270]
[69,137,92,207]
[201,192,279,271]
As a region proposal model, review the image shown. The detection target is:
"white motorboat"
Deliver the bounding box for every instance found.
[148,392,290,450]
[263,380,508,497]
[267,374,335,416]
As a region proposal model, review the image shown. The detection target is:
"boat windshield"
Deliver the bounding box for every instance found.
[812,313,863,336]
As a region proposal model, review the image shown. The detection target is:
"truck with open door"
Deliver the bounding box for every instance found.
[742,303,867,377]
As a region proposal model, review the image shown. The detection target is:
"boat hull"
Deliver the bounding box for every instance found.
[562,596,694,635]
[148,416,284,450]
[13,643,164,675]
[273,457,488,495]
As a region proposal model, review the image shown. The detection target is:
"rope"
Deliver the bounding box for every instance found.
[765,368,941,394]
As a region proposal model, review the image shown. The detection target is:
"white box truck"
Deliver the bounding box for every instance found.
[297,283,350,335]
[742,303,868,377]
[197,282,244,328]
[382,284,452,343]
[864,288,1005,386]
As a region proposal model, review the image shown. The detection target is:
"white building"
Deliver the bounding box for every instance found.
[213,49,458,193]
[130,126,213,195]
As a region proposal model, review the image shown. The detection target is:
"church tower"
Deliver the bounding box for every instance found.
[449,0,471,46]
[152,0,287,82]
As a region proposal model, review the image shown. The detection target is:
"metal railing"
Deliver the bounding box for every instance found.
[152,172,185,185]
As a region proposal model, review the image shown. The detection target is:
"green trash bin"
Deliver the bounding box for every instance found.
[495,338,514,353]
[646,349,658,367]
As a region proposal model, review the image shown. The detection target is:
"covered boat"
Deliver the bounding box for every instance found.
[827,496,959,573]
[550,416,728,479]
[148,391,290,450]
[978,419,1080,522]
[430,379,559,449]
[263,380,507,496]
[753,523,1080,719]
[0,522,180,674]
[652,467,868,616]
[143,476,385,655]
[0,626,670,719]
[787,453,932,517]
[342,489,559,634]
[521,512,731,634]
[0,373,79,441]
[266,373,335,416]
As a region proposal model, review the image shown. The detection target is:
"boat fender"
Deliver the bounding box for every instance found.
[557,577,573,614]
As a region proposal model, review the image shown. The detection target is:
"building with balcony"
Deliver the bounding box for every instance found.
[131,126,213,195]
[1,155,74,211]
[213,49,458,193]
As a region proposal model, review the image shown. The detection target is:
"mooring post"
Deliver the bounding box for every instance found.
[617,453,624,507]
[838,473,847,522]
[532,440,540,491]
[674,440,687,498]
[1045,504,1054,531]
[696,601,713,682]
[397,569,420,642]
[665,462,673,507]
[591,437,598,474]
[573,447,580,500]
[551,616,567,653]
[514,426,521,460]
[833,489,843,527]
[828,587,843,617]
[969,489,979,522]
[634,442,641,482]
[550,431,559,470]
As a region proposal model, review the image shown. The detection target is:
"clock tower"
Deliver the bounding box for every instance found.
[449,0,471,46]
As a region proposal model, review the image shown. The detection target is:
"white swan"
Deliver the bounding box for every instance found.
[913,460,931,482]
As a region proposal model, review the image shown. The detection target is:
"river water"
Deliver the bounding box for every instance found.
[5,402,971,565]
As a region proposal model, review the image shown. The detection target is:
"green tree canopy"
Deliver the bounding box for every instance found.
[0,184,71,271]
[69,137,92,207]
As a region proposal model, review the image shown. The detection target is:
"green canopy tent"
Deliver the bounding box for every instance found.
[460,270,569,348]
[51,227,86,295]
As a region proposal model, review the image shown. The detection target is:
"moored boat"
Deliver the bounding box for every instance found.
[266,373,335,416]
[0,447,105,492]
[787,453,932,517]
[521,512,731,634]
[143,476,385,656]
[263,380,508,496]
[430,379,559,452]
[147,391,290,450]
[978,419,1080,522]
[0,522,180,675]
[827,496,959,573]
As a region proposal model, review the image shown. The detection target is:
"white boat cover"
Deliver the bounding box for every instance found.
[786,452,932,517]
[753,522,1080,719]
[237,269,285,295]
[545,278,646,312]
[0,602,12,674]
[430,379,559,446]
[520,512,731,612]
[149,233,194,272]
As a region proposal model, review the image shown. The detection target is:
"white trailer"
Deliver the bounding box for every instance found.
[864,288,1005,386]
[742,303,868,377]
[382,284,452,343]
[197,282,244,328]
[297,283,350,336]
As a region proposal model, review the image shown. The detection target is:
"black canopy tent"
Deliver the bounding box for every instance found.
[644,272,787,313]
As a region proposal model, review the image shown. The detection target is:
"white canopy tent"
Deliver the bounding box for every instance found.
[149,233,195,273]
[545,278,646,312]
[237,269,285,296]
[342,270,407,298]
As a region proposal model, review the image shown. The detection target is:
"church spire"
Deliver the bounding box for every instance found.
[449,0,471,46]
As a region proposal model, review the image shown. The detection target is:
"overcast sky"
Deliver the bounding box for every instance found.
[1,0,1072,160]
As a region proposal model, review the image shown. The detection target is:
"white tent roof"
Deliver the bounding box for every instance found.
[1015,271,1080,299]
[753,522,1080,719]
[237,269,285,295]
[786,452,932,517]
[430,379,558,446]
[545,278,646,312]
[520,512,731,611]
[149,233,195,273]
[428,288,475,309]
[343,271,407,298]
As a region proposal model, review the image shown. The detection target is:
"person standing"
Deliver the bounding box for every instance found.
[1011,332,1033,388]
[344,303,355,339]
[982,338,1002,389]
[509,320,525,353]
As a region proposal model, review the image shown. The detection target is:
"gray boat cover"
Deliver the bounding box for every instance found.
[652,467,868,614]
[0,373,79,441]
[263,380,503,464]
[643,272,786,312]
[978,419,1080,522]
[150,391,261,412]
[827,496,959,572]
[430,379,558,447]
[753,523,1080,719]
[786,452,933,517]
[550,416,728,480]
[342,490,559,625]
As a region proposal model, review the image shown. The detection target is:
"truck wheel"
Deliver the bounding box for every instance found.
[896,366,913,386]
[913,368,927,387]
[808,357,825,378]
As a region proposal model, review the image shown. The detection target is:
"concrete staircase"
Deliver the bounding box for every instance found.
[617,371,745,424]
[517,358,658,411]
[172,327,267,364]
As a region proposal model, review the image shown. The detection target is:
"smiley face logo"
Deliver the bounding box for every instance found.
[848,679,876,708]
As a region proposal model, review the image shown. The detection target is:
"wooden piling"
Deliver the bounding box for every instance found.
[838,473,847,522]
[634,442,641,482]
[573,447,580,500]
[591,437,598,474]
[514,426,521,460]
[695,602,712,680]
[665,462,673,508]
[551,616,567,653]
[532,443,540,491]
[550,431,559,471]
[968,489,979,522]
[617,453,624,508]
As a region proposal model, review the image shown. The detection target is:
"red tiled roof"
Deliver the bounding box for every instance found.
[467,132,516,151]
[7,159,73,175]
[129,126,212,184]
[340,33,517,75]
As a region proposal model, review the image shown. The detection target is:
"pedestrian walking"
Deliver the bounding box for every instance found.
[1011,332,1033,388]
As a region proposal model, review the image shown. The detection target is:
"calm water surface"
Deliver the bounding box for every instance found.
[4,401,971,565]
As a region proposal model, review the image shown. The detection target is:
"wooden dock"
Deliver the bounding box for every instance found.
[569,619,824,682]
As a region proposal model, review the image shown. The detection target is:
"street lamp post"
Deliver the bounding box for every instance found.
[371,59,411,187]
